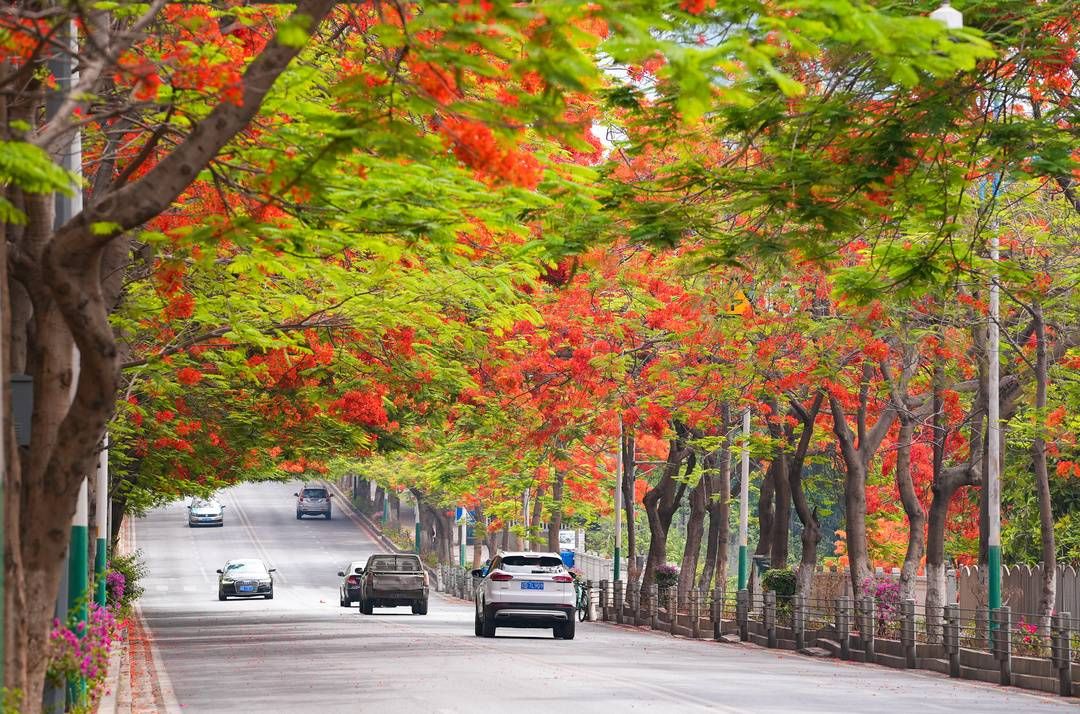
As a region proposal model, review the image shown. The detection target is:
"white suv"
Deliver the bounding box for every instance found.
[473,551,576,639]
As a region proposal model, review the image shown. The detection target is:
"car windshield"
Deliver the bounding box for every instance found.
[191,499,217,508]
[368,556,421,572]
[302,489,327,499]
[500,555,564,573]
[225,561,266,577]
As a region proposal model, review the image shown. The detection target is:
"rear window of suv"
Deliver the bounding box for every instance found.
[500,555,564,573]
[302,488,328,498]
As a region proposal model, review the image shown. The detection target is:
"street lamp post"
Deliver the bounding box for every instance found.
[738,409,750,590]
[929,0,1001,614]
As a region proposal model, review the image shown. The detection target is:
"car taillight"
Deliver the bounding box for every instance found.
[490,571,513,581]
[346,575,360,585]
[423,572,429,586]
[552,574,574,583]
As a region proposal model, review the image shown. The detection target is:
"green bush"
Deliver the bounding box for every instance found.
[761,567,797,612]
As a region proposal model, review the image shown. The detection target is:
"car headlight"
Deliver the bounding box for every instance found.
[221,578,234,584]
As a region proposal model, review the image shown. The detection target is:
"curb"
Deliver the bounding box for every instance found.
[326,480,441,582]
[96,520,133,714]
[326,480,404,553]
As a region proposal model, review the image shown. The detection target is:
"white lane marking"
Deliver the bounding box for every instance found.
[222,489,288,584]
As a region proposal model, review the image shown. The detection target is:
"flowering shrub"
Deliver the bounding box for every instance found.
[655,563,680,589]
[1014,618,1048,658]
[859,576,901,637]
[106,550,147,615]
[46,603,122,704]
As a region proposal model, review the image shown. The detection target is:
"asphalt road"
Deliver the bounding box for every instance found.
[136,482,1075,714]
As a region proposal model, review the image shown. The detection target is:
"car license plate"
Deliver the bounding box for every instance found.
[239,585,254,593]
[520,581,544,590]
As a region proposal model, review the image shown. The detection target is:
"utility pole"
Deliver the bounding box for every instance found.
[459,515,466,567]
[614,414,623,582]
[95,434,109,606]
[987,231,1002,611]
[738,408,750,590]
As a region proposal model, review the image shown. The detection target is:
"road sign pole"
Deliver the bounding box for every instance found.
[738,409,751,590]
[95,434,108,607]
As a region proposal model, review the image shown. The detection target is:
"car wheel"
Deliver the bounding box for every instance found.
[265,591,274,600]
[217,522,224,527]
[474,610,483,637]
[296,512,302,520]
[417,599,428,615]
[481,609,496,638]
[555,618,576,640]
[325,511,332,520]
[218,589,226,601]
[340,592,350,607]
[359,598,371,615]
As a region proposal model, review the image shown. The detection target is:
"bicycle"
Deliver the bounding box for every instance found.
[574,577,590,622]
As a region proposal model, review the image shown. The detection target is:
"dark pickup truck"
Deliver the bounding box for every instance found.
[357,553,429,615]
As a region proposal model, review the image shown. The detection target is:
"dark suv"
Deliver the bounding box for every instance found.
[295,486,332,520]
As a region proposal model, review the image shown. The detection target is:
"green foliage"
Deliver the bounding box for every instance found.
[762,567,798,612]
[107,550,148,615]
[0,688,23,714]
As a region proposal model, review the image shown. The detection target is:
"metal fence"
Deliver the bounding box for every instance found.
[586,579,1078,699]
[430,561,1080,700]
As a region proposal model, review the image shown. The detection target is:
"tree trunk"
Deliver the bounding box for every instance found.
[677,475,707,597]
[754,460,775,558]
[783,394,824,598]
[639,429,693,598]
[472,503,485,568]
[895,418,926,602]
[390,490,400,527]
[547,468,565,553]
[830,376,895,599]
[699,440,729,594]
[529,486,544,549]
[1031,302,1056,623]
[770,453,791,568]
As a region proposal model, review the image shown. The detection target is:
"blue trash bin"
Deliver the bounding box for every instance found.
[560,551,575,568]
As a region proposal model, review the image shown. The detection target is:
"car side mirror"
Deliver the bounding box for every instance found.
[216,569,223,574]
[293,492,299,497]
[355,568,364,574]
[268,568,277,573]
[337,571,345,577]
[327,493,333,497]
[470,569,484,578]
